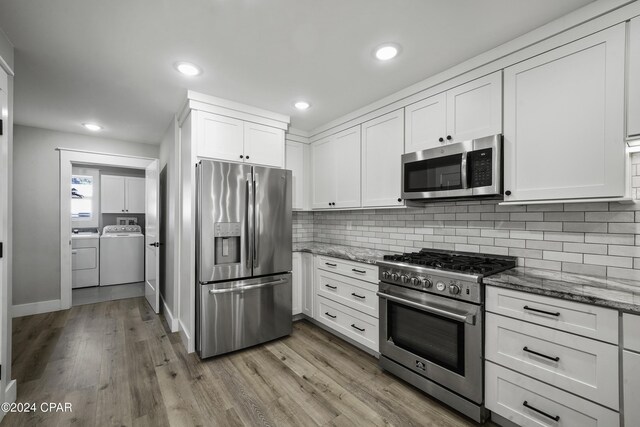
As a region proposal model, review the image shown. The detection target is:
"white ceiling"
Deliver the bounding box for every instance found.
[0,0,596,144]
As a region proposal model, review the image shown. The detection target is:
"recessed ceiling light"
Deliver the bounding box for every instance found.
[294,101,310,110]
[82,123,102,132]
[175,61,202,76]
[375,44,399,61]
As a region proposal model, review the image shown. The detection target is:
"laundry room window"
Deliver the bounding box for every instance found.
[71,167,100,228]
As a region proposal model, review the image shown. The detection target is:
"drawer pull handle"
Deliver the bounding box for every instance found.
[352,268,366,274]
[523,346,560,362]
[325,284,337,290]
[522,401,560,422]
[325,312,336,319]
[351,292,365,299]
[523,305,560,317]
[351,324,365,332]
[325,262,337,267]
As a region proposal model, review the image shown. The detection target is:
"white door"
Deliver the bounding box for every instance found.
[125,177,145,213]
[0,70,8,412]
[361,110,404,207]
[503,23,625,202]
[145,159,160,313]
[333,126,361,209]
[404,92,447,153]
[628,17,640,139]
[446,71,502,143]
[100,175,125,213]
[244,122,284,168]
[197,112,244,162]
[285,141,305,210]
[311,136,336,209]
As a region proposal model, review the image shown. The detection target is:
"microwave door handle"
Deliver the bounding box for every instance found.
[377,291,475,325]
[461,151,468,189]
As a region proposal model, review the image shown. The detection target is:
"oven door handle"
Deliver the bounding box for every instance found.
[377,291,476,325]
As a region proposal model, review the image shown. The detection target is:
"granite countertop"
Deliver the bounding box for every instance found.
[485,267,640,313]
[293,242,394,265]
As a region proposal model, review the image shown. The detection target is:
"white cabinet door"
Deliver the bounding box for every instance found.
[292,252,302,315]
[285,141,307,210]
[244,122,284,168]
[405,92,447,153]
[624,350,640,427]
[446,71,502,142]
[125,177,146,214]
[311,136,336,209]
[333,126,361,209]
[100,175,125,213]
[198,112,244,162]
[362,110,404,207]
[503,24,625,202]
[301,253,314,317]
[628,17,640,139]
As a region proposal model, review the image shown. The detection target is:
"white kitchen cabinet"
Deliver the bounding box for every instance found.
[300,252,314,318]
[101,175,145,214]
[285,141,309,210]
[361,110,404,207]
[197,111,284,168]
[503,24,625,202]
[404,71,502,153]
[624,350,640,427]
[628,17,640,140]
[292,252,302,315]
[311,126,361,209]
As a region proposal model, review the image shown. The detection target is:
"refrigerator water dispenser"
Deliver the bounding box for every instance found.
[214,222,241,265]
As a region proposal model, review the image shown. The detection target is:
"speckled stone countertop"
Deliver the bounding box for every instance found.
[485,267,640,313]
[293,242,394,265]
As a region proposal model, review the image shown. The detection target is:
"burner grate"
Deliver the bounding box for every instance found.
[382,249,516,276]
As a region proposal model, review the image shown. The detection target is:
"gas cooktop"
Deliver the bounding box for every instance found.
[381,248,516,277]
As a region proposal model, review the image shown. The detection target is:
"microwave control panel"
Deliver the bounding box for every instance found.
[467,148,493,188]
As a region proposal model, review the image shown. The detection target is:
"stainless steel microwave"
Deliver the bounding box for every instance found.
[401,134,502,201]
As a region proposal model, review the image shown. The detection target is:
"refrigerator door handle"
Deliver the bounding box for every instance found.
[246,172,254,272]
[208,278,286,294]
[253,172,259,267]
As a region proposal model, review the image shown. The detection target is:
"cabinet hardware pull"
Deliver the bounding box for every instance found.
[438,137,444,143]
[397,198,402,202]
[522,401,560,422]
[325,262,337,267]
[325,312,336,319]
[351,293,365,299]
[523,305,560,317]
[352,268,366,274]
[246,156,250,159]
[446,135,452,141]
[325,284,337,289]
[240,155,244,159]
[523,346,560,362]
[505,190,512,196]
[351,324,365,332]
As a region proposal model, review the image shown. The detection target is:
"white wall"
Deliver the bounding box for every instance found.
[12,125,158,306]
[159,117,178,328]
[0,27,13,72]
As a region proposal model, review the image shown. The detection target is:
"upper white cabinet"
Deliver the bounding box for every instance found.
[503,24,625,202]
[361,110,404,207]
[628,17,640,140]
[197,111,284,168]
[285,140,310,210]
[101,175,145,214]
[311,126,361,209]
[405,71,502,153]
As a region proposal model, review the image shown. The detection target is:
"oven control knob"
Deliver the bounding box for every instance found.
[420,277,432,288]
[410,277,419,286]
[391,273,399,281]
[449,284,461,295]
[382,271,390,279]
[401,275,409,284]
[435,281,446,292]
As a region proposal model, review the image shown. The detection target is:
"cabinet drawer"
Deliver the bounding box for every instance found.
[623,313,640,352]
[316,270,378,318]
[316,256,378,284]
[316,296,378,351]
[486,313,619,409]
[486,362,619,427]
[486,286,618,344]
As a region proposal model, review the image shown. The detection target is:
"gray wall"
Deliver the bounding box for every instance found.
[12,125,159,306]
[159,118,177,319]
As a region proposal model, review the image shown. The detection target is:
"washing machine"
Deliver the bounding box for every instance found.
[100,225,144,286]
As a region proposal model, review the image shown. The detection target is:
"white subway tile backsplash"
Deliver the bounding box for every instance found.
[563,222,608,233]
[526,240,563,251]
[583,254,633,268]
[585,211,635,222]
[543,250,583,263]
[563,242,608,255]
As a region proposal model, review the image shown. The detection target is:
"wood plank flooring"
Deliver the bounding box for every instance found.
[4,297,491,426]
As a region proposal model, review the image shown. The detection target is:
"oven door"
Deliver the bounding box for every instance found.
[378,282,483,403]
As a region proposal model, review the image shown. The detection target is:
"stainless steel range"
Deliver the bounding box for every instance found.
[376,249,516,423]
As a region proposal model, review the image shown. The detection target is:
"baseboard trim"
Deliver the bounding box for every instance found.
[12,299,62,318]
[178,319,194,353]
[160,296,179,332]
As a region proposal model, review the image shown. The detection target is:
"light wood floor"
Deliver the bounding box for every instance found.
[4,297,491,426]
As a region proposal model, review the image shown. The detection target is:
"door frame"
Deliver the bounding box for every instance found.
[59,149,157,310]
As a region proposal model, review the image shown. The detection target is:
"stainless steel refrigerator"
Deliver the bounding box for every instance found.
[196,159,292,358]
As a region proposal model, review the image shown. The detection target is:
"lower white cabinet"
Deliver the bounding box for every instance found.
[300,252,314,317]
[292,253,302,315]
[486,362,620,427]
[316,296,378,351]
[624,350,640,427]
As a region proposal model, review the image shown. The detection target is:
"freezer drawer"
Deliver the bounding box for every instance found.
[197,273,292,358]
